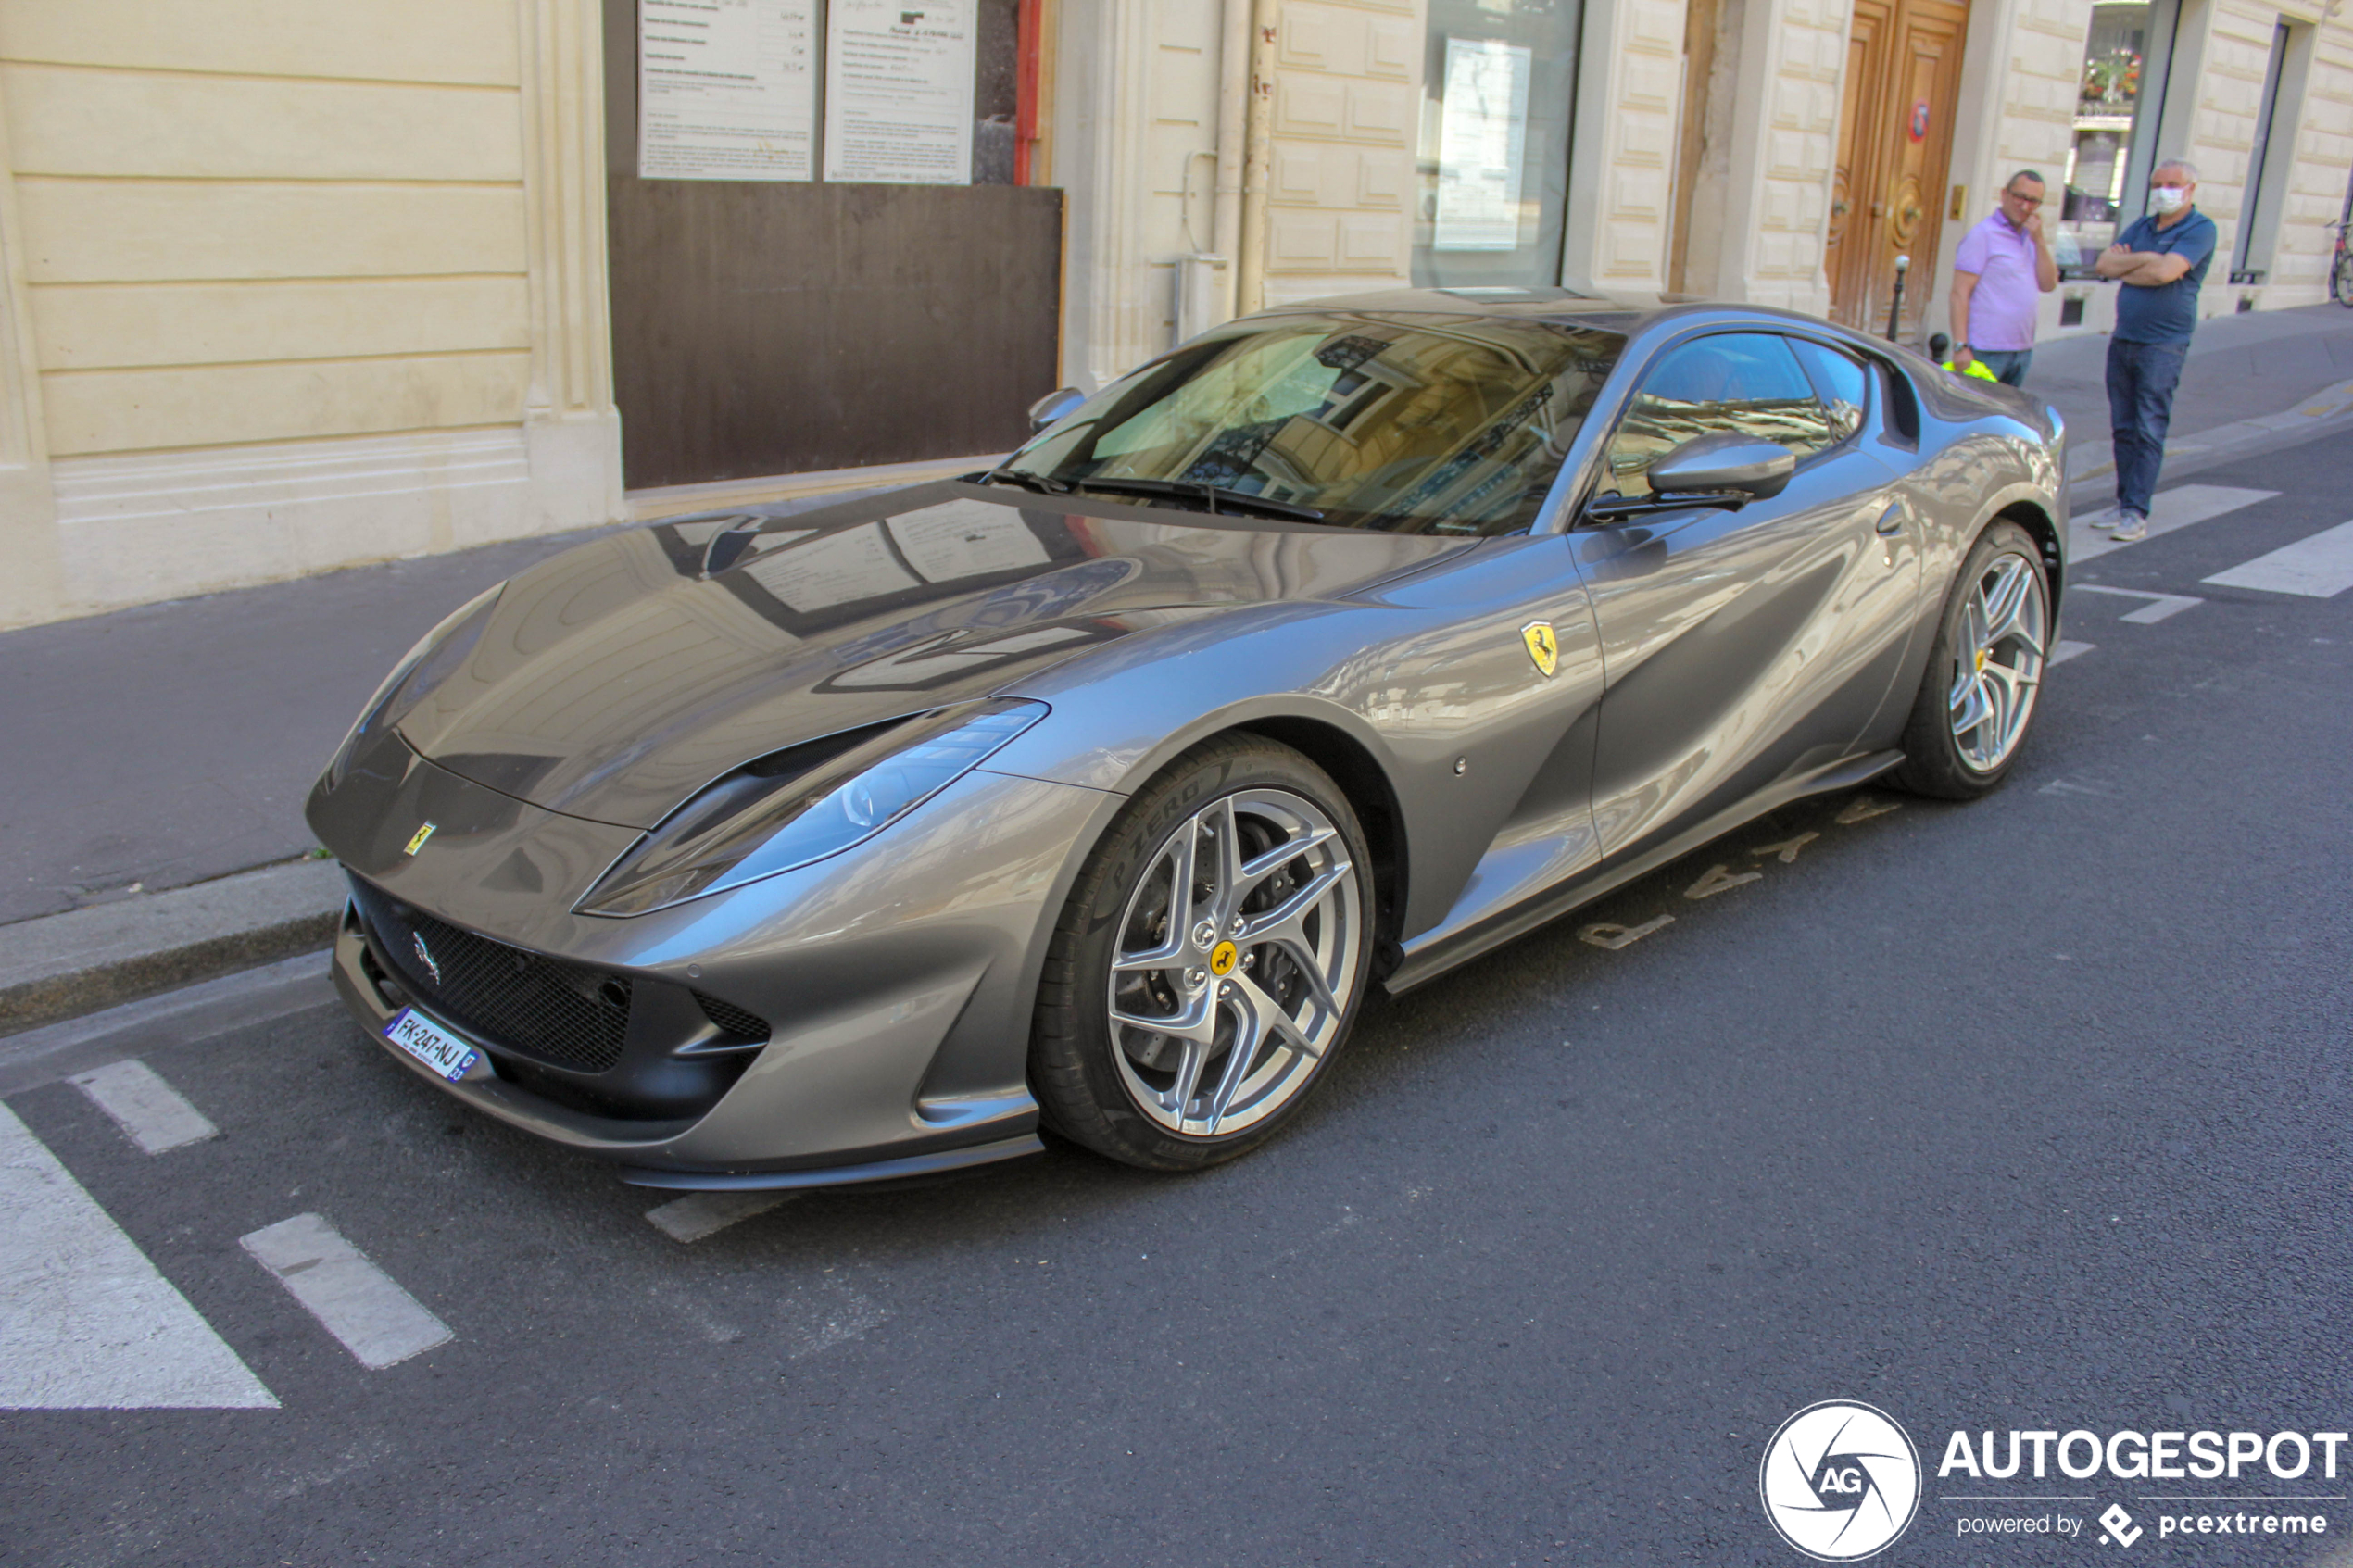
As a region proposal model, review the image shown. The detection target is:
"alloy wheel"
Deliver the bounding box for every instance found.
[1105,788,1363,1137]
[1946,548,2048,772]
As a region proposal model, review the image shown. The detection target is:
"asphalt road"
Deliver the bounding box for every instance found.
[5,431,2350,1567]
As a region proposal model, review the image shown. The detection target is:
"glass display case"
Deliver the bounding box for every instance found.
[2058,0,2159,277]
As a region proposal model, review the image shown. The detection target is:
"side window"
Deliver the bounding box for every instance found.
[1604,332,1837,495]
[1789,338,1869,441]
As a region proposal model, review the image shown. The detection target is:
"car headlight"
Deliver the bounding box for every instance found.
[322,583,504,790]
[575,699,1049,917]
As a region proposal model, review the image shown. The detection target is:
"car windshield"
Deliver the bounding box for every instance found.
[998,312,1625,535]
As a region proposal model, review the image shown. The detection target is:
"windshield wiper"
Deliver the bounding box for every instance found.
[1071,476,1325,522]
[968,466,1073,495]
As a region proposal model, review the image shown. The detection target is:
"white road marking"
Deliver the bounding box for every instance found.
[2073,485,2277,560]
[646,1190,796,1244]
[2039,776,2114,797]
[2072,583,2205,623]
[2052,640,2096,664]
[1684,863,1762,900]
[2202,518,2353,598]
[1749,831,1819,864]
[68,1060,218,1154]
[1578,914,1673,950]
[0,1101,274,1409]
[1834,797,1901,824]
[784,1279,889,1361]
[241,1213,451,1370]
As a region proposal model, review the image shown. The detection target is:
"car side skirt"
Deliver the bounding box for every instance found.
[1383,747,1905,993]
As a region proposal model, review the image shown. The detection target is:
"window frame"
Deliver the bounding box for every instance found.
[1589,329,1851,502]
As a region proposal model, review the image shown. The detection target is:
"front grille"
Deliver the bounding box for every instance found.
[352,880,631,1073]
[695,991,770,1042]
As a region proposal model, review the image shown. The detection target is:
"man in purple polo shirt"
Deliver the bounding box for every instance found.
[1947,170,2059,385]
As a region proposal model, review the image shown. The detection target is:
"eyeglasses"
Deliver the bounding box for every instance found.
[2004,191,2045,207]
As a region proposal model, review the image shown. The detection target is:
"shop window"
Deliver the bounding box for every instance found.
[1413,0,1586,288]
[2057,0,2180,277]
[2232,22,2302,284]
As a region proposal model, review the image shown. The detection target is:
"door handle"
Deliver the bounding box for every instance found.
[1874,504,1906,536]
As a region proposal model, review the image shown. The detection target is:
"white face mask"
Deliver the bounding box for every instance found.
[2151,186,2189,215]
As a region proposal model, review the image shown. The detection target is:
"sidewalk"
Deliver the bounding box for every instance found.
[6,304,2353,1031]
[2023,302,2353,487]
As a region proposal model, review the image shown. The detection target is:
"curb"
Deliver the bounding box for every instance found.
[0,859,346,1037]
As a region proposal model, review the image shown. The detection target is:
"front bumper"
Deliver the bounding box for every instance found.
[331,902,1045,1187]
[313,753,1125,1189]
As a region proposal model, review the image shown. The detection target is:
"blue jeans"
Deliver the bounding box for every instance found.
[2107,336,2189,516]
[1974,348,2033,386]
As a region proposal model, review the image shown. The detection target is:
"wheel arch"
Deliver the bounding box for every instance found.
[1992,497,2065,611]
[1231,714,1410,974]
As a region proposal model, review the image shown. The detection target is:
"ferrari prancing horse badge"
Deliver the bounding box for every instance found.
[1522,621,1559,679]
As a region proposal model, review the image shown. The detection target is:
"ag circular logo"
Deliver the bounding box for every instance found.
[1759,1400,1921,1561]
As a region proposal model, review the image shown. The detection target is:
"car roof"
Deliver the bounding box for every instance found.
[1260,286,1880,349]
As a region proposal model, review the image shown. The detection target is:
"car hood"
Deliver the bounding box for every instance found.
[395,482,1473,829]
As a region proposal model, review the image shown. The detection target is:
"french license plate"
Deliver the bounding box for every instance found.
[384,1008,482,1082]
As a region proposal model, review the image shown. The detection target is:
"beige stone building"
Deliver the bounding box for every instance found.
[2,0,2348,629]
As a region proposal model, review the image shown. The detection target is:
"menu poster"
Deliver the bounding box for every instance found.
[640,0,818,182]
[824,0,978,184]
[1433,37,1532,252]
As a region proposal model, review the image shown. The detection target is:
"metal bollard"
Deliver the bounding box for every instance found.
[1885,254,1910,343]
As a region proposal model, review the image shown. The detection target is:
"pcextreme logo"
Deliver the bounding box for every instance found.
[1760,1401,1924,1561]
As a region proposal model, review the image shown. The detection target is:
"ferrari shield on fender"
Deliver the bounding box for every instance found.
[1523,621,1560,678]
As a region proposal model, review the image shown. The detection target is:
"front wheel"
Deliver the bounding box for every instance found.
[2334,246,2353,307]
[1030,735,1374,1171]
[1889,519,2051,799]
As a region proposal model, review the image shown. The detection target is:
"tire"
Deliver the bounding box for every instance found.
[2335,249,2353,308]
[1030,734,1375,1171]
[1888,518,2051,799]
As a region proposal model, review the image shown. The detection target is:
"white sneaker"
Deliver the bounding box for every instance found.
[2084,505,2123,530]
[2110,510,2148,543]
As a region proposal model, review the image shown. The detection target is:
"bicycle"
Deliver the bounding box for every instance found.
[2333,218,2353,307]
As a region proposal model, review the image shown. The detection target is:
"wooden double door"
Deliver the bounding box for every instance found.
[1828,0,1970,339]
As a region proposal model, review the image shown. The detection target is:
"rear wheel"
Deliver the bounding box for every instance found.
[1030,735,1373,1170]
[1889,518,2050,799]
[2335,245,2353,307]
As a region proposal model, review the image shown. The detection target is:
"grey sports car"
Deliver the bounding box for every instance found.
[308,289,2064,1188]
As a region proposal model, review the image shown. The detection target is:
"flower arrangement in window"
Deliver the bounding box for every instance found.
[2081,49,2142,110]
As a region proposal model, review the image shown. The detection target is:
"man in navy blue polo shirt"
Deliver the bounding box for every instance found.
[2092,159,2218,542]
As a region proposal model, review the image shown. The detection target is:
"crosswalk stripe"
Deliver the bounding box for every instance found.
[241,1213,452,1371]
[2072,485,2278,560]
[2052,640,2095,665]
[2201,518,2353,598]
[69,1060,218,1154]
[0,1101,275,1409]
[646,1190,796,1244]
[2071,584,2202,623]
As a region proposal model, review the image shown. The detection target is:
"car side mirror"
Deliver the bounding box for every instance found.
[1027,386,1087,432]
[1582,432,1796,523]
[1646,432,1795,499]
